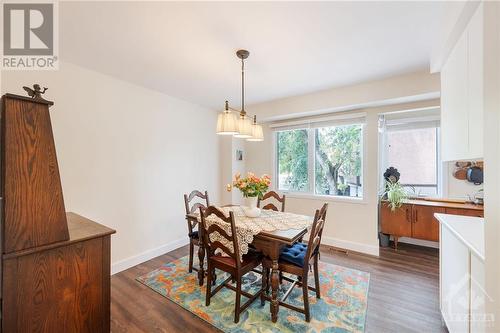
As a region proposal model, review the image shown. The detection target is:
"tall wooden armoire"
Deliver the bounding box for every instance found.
[1,91,116,332]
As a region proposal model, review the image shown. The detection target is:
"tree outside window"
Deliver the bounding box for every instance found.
[276,124,363,198]
[277,129,308,192]
[315,124,362,197]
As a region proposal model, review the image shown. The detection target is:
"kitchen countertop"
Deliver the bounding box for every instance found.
[435,213,484,261]
[403,199,484,210]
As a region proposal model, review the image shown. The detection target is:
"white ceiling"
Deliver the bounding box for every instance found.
[60,1,447,110]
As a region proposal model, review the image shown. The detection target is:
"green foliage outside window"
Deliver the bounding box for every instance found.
[277,124,362,197]
[315,125,362,196]
[277,129,308,191]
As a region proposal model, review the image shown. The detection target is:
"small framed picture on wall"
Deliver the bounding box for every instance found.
[236,149,243,161]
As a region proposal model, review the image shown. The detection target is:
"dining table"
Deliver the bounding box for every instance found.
[187,205,314,323]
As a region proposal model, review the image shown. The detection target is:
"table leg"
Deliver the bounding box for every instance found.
[198,243,205,286]
[251,238,282,322]
[271,259,280,323]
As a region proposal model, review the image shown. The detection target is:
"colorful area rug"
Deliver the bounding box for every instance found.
[137,256,369,332]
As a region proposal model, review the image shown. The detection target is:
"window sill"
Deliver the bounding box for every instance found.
[280,192,367,205]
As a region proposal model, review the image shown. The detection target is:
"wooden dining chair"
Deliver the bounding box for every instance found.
[199,206,264,323]
[261,203,328,322]
[257,191,286,212]
[183,190,210,274]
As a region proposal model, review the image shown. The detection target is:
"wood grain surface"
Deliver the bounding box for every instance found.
[2,95,68,253]
[3,237,110,332]
[402,198,483,211]
[1,212,114,332]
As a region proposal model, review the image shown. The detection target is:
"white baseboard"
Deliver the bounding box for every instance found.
[111,237,189,275]
[322,236,380,257]
[396,236,439,249]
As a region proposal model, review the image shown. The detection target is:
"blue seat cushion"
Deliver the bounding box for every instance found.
[280,243,308,267]
[188,231,199,239]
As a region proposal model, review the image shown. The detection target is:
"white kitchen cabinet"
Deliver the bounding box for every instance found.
[470,253,486,333]
[440,224,470,333]
[441,31,468,161]
[467,4,484,159]
[441,4,483,161]
[436,213,485,333]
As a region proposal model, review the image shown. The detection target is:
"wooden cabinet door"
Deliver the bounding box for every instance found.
[2,237,108,332]
[412,205,444,241]
[446,207,484,218]
[380,203,412,237]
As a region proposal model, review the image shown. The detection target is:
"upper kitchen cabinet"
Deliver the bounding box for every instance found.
[441,31,468,161]
[467,4,484,159]
[441,4,483,161]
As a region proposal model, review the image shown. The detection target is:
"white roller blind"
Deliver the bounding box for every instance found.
[270,112,366,131]
[386,117,440,132]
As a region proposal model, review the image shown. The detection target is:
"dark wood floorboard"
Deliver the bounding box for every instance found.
[111,242,447,333]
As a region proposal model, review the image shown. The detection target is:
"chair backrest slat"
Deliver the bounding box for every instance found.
[184,190,210,215]
[184,190,210,234]
[200,206,240,267]
[209,241,235,259]
[189,202,206,214]
[257,191,286,212]
[262,203,279,211]
[304,203,328,270]
[206,223,233,244]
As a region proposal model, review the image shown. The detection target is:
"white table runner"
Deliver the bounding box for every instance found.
[198,206,314,260]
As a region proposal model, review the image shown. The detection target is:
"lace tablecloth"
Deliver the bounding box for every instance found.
[197,206,314,261]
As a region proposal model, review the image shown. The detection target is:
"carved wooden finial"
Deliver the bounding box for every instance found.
[22,84,49,103]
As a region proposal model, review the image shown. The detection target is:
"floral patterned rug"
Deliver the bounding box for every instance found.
[136,256,370,333]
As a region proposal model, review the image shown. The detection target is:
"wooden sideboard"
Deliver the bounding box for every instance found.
[2,213,115,332]
[380,199,483,249]
[1,92,116,332]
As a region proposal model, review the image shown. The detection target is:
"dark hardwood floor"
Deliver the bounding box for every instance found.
[111,243,446,333]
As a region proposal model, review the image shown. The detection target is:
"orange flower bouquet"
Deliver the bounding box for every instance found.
[233,172,271,199]
[233,172,271,217]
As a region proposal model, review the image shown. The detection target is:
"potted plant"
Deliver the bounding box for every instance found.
[382,181,409,212]
[379,180,409,247]
[233,172,271,217]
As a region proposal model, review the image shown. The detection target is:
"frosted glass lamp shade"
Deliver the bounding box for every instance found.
[234,115,253,138]
[247,124,264,141]
[216,111,239,135]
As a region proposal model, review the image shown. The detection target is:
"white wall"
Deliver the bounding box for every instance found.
[245,69,440,256]
[219,136,246,205]
[252,70,440,122]
[219,136,233,205]
[231,137,246,205]
[1,62,220,273]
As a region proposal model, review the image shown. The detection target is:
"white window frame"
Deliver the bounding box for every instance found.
[272,114,366,203]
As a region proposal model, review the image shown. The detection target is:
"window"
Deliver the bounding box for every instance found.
[315,125,363,197]
[275,122,364,199]
[379,110,441,197]
[385,126,439,196]
[277,129,309,192]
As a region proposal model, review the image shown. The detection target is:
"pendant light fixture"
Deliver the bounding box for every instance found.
[216,49,264,142]
[247,115,264,141]
[216,101,238,135]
